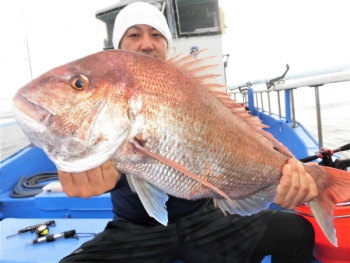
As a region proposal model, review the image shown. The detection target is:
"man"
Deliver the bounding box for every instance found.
[59,2,317,262]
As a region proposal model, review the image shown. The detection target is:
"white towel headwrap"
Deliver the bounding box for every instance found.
[112,1,172,49]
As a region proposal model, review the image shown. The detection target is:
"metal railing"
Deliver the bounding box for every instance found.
[227,69,350,149]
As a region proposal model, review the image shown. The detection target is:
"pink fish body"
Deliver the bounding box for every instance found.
[13,50,350,246]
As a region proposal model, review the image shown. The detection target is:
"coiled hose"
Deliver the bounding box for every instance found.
[10,172,59,198]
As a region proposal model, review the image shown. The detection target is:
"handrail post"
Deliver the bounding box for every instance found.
[284,90,292,123]
[277,90,281,117]
[248,88,256,115]
[291,89,296,128]
[314,86,323,149]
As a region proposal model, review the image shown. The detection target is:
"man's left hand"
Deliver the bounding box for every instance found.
[275,158,318,209]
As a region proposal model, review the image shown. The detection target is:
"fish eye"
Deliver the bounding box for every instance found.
[69,74,89,90]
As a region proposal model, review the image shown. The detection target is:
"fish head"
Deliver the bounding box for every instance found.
[12,50,132,172]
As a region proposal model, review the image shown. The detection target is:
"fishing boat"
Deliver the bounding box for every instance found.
[1,0,349,262]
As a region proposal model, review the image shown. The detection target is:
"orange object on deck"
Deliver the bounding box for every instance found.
[295,203,350,263]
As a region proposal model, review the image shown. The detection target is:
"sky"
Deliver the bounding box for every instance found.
[220,0,350,85]
[0,0,349,106]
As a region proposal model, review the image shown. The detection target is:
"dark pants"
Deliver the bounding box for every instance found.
[60,206,314,263]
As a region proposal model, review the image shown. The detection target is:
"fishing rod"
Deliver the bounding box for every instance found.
[299,143,350,168]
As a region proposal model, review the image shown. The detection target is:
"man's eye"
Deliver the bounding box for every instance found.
[129,34,139,37]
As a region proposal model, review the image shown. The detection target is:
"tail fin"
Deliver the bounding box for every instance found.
[308,166,350,247]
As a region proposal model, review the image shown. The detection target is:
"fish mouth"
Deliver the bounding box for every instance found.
[13,93,51,125]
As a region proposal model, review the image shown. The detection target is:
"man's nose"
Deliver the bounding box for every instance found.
[140,35,154,51]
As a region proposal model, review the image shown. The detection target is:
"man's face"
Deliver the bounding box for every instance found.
[119,24,167,60]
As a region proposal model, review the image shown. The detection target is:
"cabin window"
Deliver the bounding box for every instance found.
[174,0,221,36]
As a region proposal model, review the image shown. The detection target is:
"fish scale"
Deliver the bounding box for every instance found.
[111,68,287,200]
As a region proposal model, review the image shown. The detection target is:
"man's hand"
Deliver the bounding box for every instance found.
[57,160,120,198]
[275,158,318,209]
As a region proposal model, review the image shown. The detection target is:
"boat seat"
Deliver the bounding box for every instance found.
[35,191,114,218]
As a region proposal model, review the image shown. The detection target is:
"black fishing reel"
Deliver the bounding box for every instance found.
[299,143,350,170]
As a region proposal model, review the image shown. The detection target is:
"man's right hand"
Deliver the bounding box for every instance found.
[57,160,120,198]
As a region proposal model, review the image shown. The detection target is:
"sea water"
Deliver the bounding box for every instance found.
[293,82,350,158]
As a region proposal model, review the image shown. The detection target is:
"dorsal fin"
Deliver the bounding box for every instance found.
[167,50,294,158]
[178,56,216,71]
[167,51,225,92]
[166,53,183,64]
[168,49,208,67]
[193,74,222,84]
[221,97,294,157]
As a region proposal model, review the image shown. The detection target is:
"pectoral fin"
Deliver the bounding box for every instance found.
[126,174,169,225]
[129,139,235,206]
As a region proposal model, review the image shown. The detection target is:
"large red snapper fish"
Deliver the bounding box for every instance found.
[12,50,350,246]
